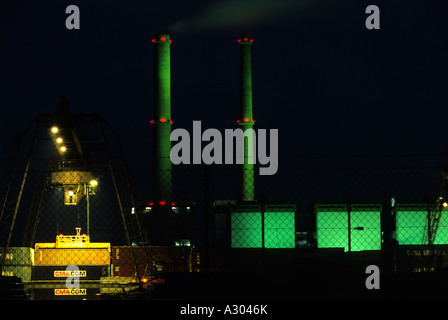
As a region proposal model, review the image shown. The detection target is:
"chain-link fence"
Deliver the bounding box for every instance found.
[315,204,382,252]
[2,152,448,299]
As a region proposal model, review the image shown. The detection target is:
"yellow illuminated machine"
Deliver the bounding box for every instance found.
[34,228,111,266]
[50,170,98,205]
[35,228,110,250]
[55,228,90,248]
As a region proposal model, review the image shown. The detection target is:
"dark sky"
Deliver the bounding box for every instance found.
[1,0,448,169]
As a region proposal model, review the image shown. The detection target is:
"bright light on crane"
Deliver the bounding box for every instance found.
[51,126,59,134]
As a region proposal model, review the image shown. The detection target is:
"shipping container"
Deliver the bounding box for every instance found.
[111,264,146,278]
[32,265,110,280]
[34,248,110,266]
[31,287,100,300]
[99,277,140,295]
[194,247,344,274]
[0,247,34,283]
[111,246,192,277]
[0,247,34,265]
[190,247,263,273]
[112,246,191,271]
[1,265,32,282]
[395,245,448,273]
[0,276,27,300]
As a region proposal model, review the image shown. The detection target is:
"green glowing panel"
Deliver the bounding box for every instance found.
[264,211,295,248]
[316,206,348,251]
[350,208,381,251]
[231,212,262,248]
[396,205,427,245]
[396,205,448,245]
[434,209,448,244]
[316,205,382,252]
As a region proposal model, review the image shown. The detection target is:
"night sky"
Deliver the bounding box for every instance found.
[1,0,448,169]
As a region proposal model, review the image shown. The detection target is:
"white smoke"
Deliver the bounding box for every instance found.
[168,0,317,33]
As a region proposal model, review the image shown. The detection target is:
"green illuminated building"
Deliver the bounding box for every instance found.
[315,204,382,252]
[315,203,448,251]
[231,207,262,248]
[264,206,296,248]
[214,202,296,248]
[395,204,448,245]
[395,204,427,245]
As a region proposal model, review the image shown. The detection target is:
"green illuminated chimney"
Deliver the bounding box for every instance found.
[152,33,172,204]
[238,33,255,202]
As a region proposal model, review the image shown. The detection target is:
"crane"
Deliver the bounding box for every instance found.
[424,169,448,245]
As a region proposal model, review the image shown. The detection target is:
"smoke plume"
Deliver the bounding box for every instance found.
[168,0,317,33]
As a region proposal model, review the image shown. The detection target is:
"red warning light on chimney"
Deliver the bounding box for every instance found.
[238,36,253,43]
[237,119,255,123]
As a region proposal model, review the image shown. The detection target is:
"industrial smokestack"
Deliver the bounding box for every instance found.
[152,33,173,205]
[238,33,255,201]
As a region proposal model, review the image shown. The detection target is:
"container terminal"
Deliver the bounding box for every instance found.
[1,33,448,300]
